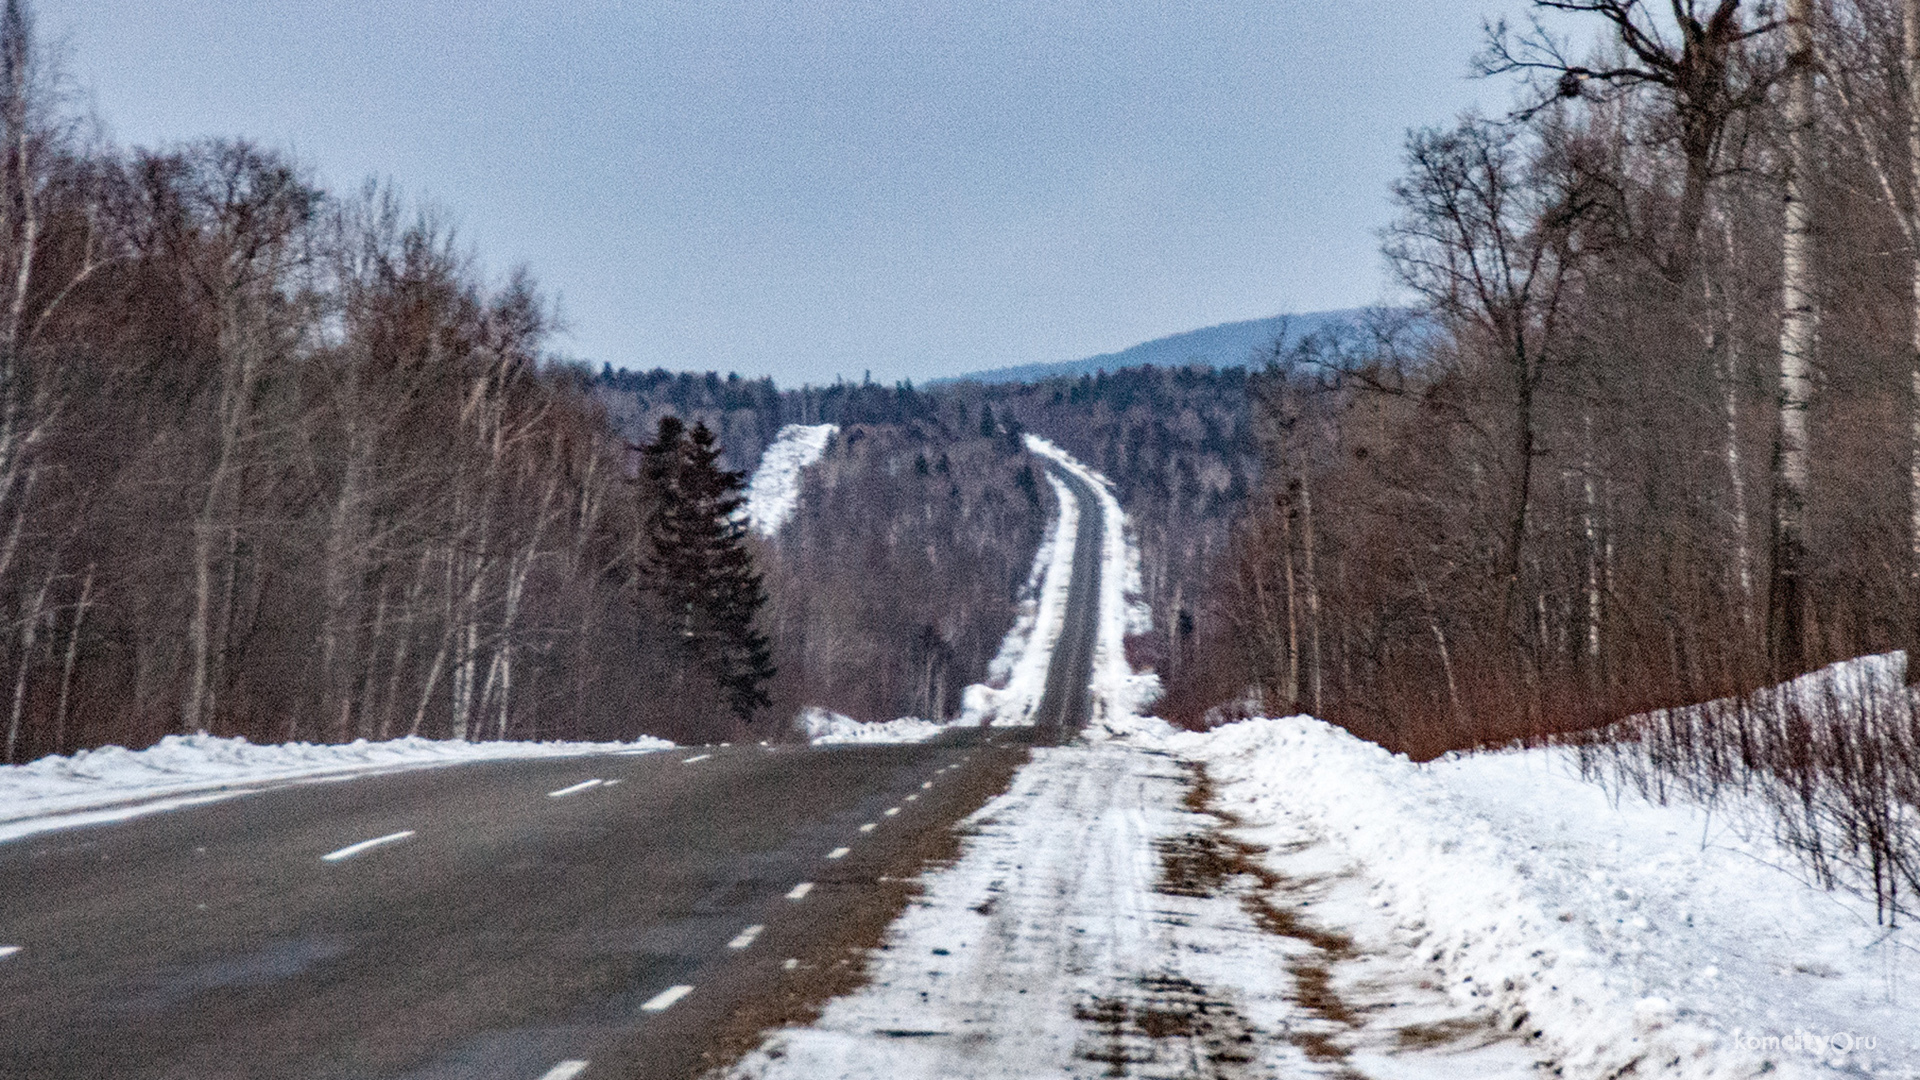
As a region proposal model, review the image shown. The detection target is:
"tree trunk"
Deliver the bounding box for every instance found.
[1907,0,1920,681]
[52,561,90,755]
[1770,0,1818,679]
[3,564,47,762]
[1298,469,1323,717]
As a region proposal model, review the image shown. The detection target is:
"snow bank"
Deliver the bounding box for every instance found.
[0,732,672,844]
[1135,714,1913,1078]
[795,707,946,745]
[744,423,838,538]
[956,471,1080,727]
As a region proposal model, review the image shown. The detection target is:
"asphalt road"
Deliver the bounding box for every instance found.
[0,455,1109,1080]
[0,734,1034,1080]
[1028,461,1104,737]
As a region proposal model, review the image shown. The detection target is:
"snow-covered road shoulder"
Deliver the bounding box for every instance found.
[1138,714,1913,1078]
[0,732,672,844]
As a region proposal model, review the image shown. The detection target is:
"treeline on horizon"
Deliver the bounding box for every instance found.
[1186,0,1920,762]
[0,1,798,761]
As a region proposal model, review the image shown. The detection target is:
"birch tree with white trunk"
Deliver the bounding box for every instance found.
[1770,0,1818,676]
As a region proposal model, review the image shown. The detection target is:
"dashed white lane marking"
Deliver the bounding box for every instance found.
[884,807,900,816]
[0,945,20,959]
[641,984,694,1012]
[905,794,919,802]
[614,749,655,755]
[728,924,765,950]
[782,958,799,971]
[321,830,416,862]
[603,779,623,786]
[858,823,877,833]
[681,754,712,764]
[785,882,814,900]
[825,846,851,860]
[547,779,604,798]
[537,1061,590,1080]
[920,781,933,789]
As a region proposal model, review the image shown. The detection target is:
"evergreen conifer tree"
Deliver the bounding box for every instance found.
[638,417,775,722]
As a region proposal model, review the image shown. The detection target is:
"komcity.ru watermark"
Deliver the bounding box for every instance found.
[1730,1031,1878,1056]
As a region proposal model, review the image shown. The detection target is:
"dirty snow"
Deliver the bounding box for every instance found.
[796,707,946,746]
[744,423,838,538]
[0,732,672,845]
[750,705,1900,1077]
[741,436,1911,1077]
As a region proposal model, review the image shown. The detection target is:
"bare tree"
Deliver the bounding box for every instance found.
[1771,0,1818,675]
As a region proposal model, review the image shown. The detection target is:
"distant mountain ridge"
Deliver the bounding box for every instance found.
[948,309,1369,385]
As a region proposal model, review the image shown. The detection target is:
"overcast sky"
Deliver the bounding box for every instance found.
[45,0,1548,386]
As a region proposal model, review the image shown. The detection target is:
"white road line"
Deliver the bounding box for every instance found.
[537,1061,590,1080]
[681,754,712,764]
[321,830,415,862]
[603,779,624,786]
[884,807,900,816]
[0,945,20,959]
[825,846,850,859]
[640,984,694,1012]
[782,958,799,970]
[785,882,814,900]
[547,779,604,798]
[920,781,933,789]
[727,924,765,949]
[858,823,877,833]
[905,794,919,802]
[614,749,655,755]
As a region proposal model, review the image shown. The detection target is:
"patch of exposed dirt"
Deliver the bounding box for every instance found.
[1153,762,1364,1073]
[1074,974,1259,1079]
[1154,761,1523,1076]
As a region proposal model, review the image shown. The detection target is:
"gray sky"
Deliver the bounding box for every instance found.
[46,0,1542,386]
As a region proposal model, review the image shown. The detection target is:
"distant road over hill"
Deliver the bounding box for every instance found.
[946,308,1370,385]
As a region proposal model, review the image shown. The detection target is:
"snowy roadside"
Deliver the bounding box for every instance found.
[1131,710,1920,1077]
[747,708,1901,1078]
[737,438,1913,1077]
[0,732,672,845]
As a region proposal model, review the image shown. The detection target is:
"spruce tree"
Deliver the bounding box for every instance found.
[638,417,775,722]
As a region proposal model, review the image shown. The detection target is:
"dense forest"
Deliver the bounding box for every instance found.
[0,1,811,760]
[594,366,1262,730]
[0,0,1262,760]
[51,0,1920,780]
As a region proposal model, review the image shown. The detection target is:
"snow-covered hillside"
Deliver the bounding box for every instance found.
[744,423,838,537]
